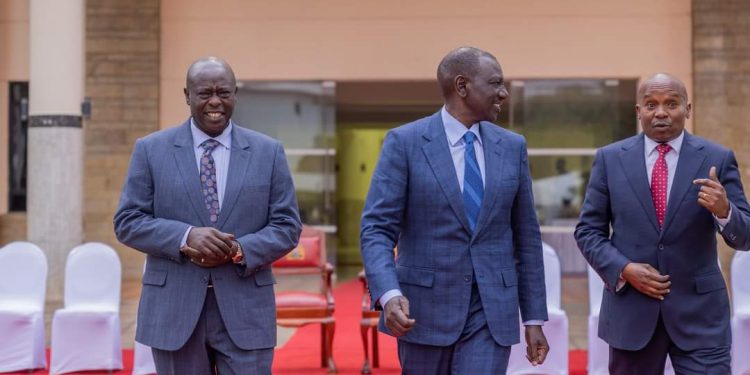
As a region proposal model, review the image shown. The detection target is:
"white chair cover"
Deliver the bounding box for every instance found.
[0,242,48,372]
[132,341,156,375]
[587,266,608,375]
[50,242,123,374]
[507,243,569,375]
[132,260,156,375]
[732,251,750,375]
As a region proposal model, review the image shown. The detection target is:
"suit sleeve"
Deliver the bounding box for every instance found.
[512,142,548,322]
[114,138,191,262]
[575,148,632,291]
[235,142,302,276]
[718,150,750,250]
[360,130,407,309]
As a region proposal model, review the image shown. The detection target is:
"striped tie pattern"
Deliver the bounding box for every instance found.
[463,132,484,232]
[651,143,671,228]
[200,139,221,224]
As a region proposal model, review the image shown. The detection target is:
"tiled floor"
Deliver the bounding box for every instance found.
[39,271,590,350]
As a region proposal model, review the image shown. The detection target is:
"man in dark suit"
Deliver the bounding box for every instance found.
[114,57,301,374]
[360,46,549,374]
[575,73,750,374]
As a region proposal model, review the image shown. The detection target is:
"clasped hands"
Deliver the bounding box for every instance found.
[181,227,239,268]
[383,295,548,366]
[625,166,730,299]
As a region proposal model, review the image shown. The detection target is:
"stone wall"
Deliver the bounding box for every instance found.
[85,0,160,278]
[692,0,750,283]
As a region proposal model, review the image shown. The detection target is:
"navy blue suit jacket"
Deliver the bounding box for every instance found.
[360,112,548,347]
[575,132,750,351]
[114,120,301,351]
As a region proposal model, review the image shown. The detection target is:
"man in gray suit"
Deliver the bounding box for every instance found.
[114,57,301,374]
[360,46,549,374]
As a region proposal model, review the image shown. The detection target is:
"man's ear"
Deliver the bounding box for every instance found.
[184,88,190,105]
[455,76,468,98]
[685,102,692,119]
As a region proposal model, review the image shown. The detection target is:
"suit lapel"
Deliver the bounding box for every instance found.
[216,127,252,229]
[172,121,211,227]
[421,112,472,233]
[661,133,706,234]
[619,135,660,233]
[474,122,504,235]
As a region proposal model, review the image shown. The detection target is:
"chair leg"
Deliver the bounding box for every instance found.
[361,321,371,374]
[324,322,337,373]
[371,324,379,369]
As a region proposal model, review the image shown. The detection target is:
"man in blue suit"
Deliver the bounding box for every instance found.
[360,46,549,374]
[575,73,750,374]
[114,57,301,374]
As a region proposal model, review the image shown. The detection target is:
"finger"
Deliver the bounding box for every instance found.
[386,319,406,336]
[526,343,539,365]
[709,166,719,182]
[213,230,236,248]
[399,298,410,317]
[536,345,549,364]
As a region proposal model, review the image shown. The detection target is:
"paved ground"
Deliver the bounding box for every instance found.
[39,268,590,350]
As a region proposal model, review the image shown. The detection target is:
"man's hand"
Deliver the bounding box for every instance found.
[524,325,549,366]
[383,296,416,337]
[622,263,670,300]
[181,245,230,267]
[693,166,730,218]
[186,227,235,262]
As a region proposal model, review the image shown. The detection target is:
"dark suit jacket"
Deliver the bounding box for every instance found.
[360,112,548,347]
[114,120,301,351]
[575,132,750,351]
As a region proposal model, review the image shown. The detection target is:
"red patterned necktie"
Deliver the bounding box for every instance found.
[651,143,671,228]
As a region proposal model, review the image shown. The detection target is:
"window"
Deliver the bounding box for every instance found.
[8,82,29,212]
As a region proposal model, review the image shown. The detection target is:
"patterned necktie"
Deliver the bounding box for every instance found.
[463,132,484,232]
[651,143,671,228]
[200,139,221,224]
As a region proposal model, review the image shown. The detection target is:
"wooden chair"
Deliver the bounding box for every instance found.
[358,269,381,374]
[274,226,336,373]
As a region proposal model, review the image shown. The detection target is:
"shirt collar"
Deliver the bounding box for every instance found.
[644,130,684,156]
[441,106,482,147]
[190,118,232,150]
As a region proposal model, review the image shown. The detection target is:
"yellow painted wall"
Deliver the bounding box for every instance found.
[336,127,388,265]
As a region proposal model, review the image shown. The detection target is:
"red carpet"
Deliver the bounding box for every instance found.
[272,279,589,374]
[2,280,588,374]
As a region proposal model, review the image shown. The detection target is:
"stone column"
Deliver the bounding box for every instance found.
[28,0,84,301]
[692,0,750,282]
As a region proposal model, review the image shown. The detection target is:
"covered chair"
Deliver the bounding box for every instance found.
[132,341,156,375]
[732,251,750,375]
[0,242,48,372]
[274,225,336,373]
[50,242,123,374]
[507,242,569,375]
[587,265,608,375]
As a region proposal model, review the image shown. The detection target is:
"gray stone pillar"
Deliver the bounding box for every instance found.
[28,0,84,301]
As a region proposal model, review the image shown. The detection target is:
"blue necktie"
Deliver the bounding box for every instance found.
[200,139,221,224]
[463,132,484,232]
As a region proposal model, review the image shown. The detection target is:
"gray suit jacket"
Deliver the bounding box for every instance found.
[575,132,750,351]
[360,112,548,347]
[114,119,301,351]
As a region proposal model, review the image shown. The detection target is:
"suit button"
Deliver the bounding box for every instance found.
[464,275,471,283]
[202,276,209,282]
[658,244,664,250]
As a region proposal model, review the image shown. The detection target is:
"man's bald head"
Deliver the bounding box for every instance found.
[638,73,688,103]
[186,57,236,89]
[437,47,498,98]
